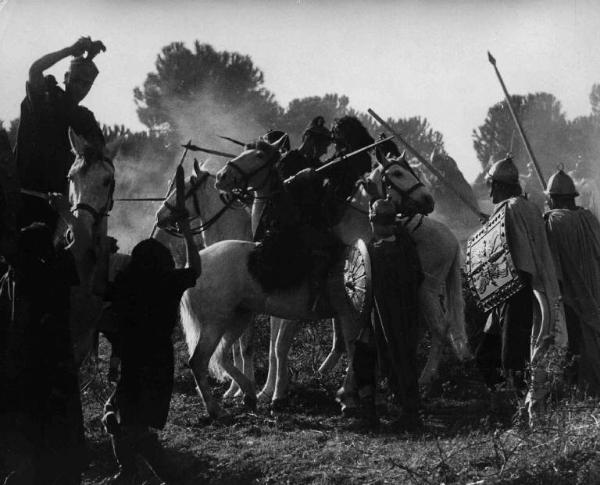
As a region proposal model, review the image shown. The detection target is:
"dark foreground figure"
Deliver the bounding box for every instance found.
[0,221,86,485]
[351,198,423,430]
[102,201,200,485]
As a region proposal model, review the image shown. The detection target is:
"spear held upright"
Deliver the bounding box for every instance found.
[367,108,486,220]
[487,51,546,190]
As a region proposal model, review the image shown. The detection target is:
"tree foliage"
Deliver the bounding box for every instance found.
[472,93,571,177]
[134,41,282,139]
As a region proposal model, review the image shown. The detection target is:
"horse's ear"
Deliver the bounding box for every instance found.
[193,158,201,177]
[69,128,88,157]
[104,138,123,161]
[270,133,289,152]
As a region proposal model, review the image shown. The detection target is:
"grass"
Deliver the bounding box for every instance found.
[74,318,600,485]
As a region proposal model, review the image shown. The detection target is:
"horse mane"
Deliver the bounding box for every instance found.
[333,116,374,150]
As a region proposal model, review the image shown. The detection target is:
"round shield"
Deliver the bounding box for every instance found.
[343,238,372,322]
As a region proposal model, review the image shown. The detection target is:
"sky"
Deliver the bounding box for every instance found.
[1,0,599,182]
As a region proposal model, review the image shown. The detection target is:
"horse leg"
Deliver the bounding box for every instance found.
[318,318,345,375]
[272,319,300,406]
[188,326,227,420]
[258,316,280,402]
[218,326,257,411]
[239,317,256,396]
[222,341,242,399]
[419,289,448,392]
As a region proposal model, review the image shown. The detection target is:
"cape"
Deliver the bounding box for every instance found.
[545,207,600,393]
[499,196,568,412]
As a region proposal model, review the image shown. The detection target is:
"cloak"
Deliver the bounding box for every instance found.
[545,207,600,394]
[500,197,568,413]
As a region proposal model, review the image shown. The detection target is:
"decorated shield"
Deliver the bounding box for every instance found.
[343,239,372,322]
[465,205,525,312]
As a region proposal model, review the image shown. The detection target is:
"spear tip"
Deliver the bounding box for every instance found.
[487,51,496,65]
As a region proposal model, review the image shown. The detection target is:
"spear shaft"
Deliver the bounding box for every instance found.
[487,51,546,190]
[315,136,396,173]
[368,109,485,219]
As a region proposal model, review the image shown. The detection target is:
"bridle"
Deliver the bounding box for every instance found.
[72,157,115,227]
[379,159,425,216]
[161,171,243,237]
[224,148,281,199]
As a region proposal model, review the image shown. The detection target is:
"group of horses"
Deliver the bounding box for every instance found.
[66,130,472,421]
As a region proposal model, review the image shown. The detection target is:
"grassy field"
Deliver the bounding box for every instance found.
[79,319,600,485]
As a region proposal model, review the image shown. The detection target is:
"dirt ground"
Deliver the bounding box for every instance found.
[78,319,600,485]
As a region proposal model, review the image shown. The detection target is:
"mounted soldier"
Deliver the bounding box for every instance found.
[468,156,567,423]
[544,169,600,394]
[15,36,106,233]
[277,116,331,179]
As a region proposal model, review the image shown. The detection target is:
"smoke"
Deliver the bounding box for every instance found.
[108,86,269,254]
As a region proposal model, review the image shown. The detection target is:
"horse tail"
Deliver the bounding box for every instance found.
[445,243,472,360]
[180,289,202,356]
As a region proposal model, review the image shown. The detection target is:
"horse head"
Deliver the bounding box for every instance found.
[156,159,213,230]
[67,128,118,230]
[215,135,287,195]
[369,152,434,215]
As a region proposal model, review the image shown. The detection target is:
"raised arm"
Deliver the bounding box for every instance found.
[28,37,92,88]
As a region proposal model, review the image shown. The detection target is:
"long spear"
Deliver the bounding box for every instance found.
[487,51,546,190]
[149,140,192,238]
[367,108,486,219]
[184,142,236,159]
[315,136,396,173]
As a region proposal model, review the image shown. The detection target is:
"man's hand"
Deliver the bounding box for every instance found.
[48,193,71,214]
[70,36,92,57]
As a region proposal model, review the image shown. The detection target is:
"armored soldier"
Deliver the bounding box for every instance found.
[544,169,600,394]
[350,198,423,430]
[473,156,567,422]
[277,116,331,179]
[15,36,106,232]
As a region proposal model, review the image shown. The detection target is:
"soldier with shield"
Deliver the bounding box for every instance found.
[544,169,600,395]
[468,156,567,423]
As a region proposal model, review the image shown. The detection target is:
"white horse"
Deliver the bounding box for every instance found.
[156,159,256,399]
[157,147,471,413]
[63,129,119,365]
[215,140,471,405]
[164,139,432,419]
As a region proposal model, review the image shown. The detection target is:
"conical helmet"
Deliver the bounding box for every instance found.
[369,197,397,225]
[546,169,578,196]
[485,156,520,185]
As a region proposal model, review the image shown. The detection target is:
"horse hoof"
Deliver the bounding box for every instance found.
[270,397,290,413]
[257,390,273,403]
[243,395,257,412]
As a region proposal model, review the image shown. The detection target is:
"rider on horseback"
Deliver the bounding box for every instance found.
[252,116,376,309]
[15,36,106,232]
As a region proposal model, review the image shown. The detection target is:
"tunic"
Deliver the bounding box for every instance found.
[369,225,423,412]
[545,207,600,394]
[15,76,104,230]
[111,267,197,429]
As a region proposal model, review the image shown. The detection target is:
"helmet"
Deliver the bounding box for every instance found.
[303,116,331,140]
[546,169,578,196]
[486,156,519,185]
[369,198,397,225]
